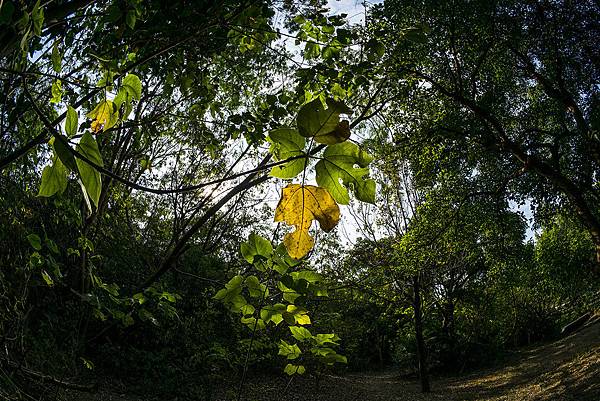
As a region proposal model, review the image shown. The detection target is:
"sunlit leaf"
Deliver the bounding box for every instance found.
[315,142,376,204]
[240,303,255,316]
[122,74,142,100]
[278,340,301,360]
[51,41,61,73]
[50,80,63,104]
[297,98,352,144]
[41,270,54,286]
[268,128,307,178]
[272,243,301,274]
[290,326,312,341]
[38,157,68,197]
[65,105,78,137]
[260,303,286,325]
[75,132,103,208]
[278,280,301,303]
[274,184,340,259]
[292,270,323,284]
[314,333,341,346]
[240,233,273,264]
[240,316,266,330]
[284,305,311,326]
[87,100,118,133]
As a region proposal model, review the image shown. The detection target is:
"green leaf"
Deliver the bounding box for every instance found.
[53,136,77,172]
[278,281,300,304]
[0,2,15,25]
[272,243,301,274]
[126,10,136,29]
[214,275,243,300]
[292,270,323,284]
[283,305,311,325]
[315,142,376,204]
[240,303,255,316]
[51,41,61,72]
[225,275,243,290]
[38,157,68,197]
[65,105,78,136]
[50,80,63,104]
[214,275,249,312]
[245,275,268,298]
[41,270,54,286]
[45,238,59,254]
[75,132,103,208]
[87,100,118,132]
[32,0,44,36]
[314,333,341,346]
[240,316,266,330]
[284,363,305,375]
[113,88,127,109]
[304,42,320,59]
[122,74,142,100]
[229,294,248,312]
[278,340,301,360]
[297,98,352,144]
[240,233,273,264]
[260,304,286,325]
[290,326,312,342]
[403,27,428,44]
[268,128,307,178]
[27,234,42,250]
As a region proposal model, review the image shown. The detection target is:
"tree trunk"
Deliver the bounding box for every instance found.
[413,275,430,393]
[442,299,455,339]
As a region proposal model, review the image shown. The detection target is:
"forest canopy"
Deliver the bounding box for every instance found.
[0,0,598,400]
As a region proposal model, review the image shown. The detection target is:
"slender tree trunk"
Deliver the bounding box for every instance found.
[442,298,455,338]
[413,275,430,393]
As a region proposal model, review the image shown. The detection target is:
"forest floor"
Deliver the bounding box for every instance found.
[64,318,600,401]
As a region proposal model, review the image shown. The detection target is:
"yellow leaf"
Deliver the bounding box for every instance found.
[274,184,340,259]
[87,100,117,133]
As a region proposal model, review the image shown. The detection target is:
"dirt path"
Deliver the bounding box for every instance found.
[64,320,600,401]
[239,320,600,401]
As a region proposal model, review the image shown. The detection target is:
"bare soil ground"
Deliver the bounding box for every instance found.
[64,319,600,401]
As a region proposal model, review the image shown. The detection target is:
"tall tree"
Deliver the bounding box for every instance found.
[370,0,600,267]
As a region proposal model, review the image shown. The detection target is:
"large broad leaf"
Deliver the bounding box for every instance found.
[122,74,142,100]
[75,132,103,208]
[274,184,340,259]
[283,305,311,325]
[240,233,273,264]
[38,157,68,197]
[245,275,268,298]
[297,98,352,144]
[290,326,312,342]
[260,303,286,325]
[53,136,77,172]
[315,142,376,205]
[65,105,78,137]
[268,128,307,178]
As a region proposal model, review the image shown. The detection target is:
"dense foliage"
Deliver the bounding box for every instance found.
[0,0,598,400]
